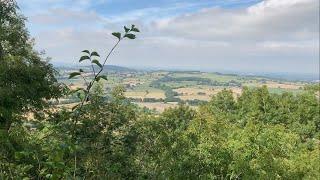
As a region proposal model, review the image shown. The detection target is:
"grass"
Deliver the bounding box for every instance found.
[172,72,246,82]
[58,69,309,112]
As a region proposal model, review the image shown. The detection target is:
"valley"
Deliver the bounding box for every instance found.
[57,65,309,112]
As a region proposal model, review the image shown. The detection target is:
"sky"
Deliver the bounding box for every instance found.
[17,0,319,74]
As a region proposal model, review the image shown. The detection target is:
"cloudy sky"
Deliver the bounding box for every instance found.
[17,0,319,74]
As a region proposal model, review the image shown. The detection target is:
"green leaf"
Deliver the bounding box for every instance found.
[96,75,108,81]
[131,27,140,32]
[131,24,135,29]
[45,174,52,178]
[82,50,90,54]
[79,55,90,62]
[124,26,130,33]
[124,34,136,39]
[23,176,31,180]
[112,32,121,40]
[90,51,100,57]
[92,59,102,68]
[76,92,85,101]
[69,72,81,79]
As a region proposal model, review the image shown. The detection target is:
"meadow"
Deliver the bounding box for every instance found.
[56,65,309,112]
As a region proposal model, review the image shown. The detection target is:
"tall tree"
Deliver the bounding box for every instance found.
[0,0,62,132]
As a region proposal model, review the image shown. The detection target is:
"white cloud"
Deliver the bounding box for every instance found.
[20,0,319,74]
[154,0,318,41]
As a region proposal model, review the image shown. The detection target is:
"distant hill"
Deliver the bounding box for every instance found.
[101,65,137,73]
[55,64,317,82]
[55,65,137,73]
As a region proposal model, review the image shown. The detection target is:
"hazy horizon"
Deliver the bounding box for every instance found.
[53,61,319,75]
[18,0,319,74]
[53,63,319,82]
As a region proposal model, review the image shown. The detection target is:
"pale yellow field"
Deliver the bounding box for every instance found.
[174,87,242,101]
[125,91,166,99]
[122,78,144,86]
[244,81,303,90]
[69,83,86,90]
[261,81,303,89]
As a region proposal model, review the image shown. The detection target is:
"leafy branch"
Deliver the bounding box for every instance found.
[67,25,139,178]
[68,25,140,137]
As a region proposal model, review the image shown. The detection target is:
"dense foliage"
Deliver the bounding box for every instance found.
[1,1,319,179]
[0,1,63,173]
[0,0,63,129]
[1,83,319,179]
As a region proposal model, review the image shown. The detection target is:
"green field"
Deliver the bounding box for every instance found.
[57,66,311,111]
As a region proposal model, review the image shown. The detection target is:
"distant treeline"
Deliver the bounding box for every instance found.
[151,75,242,87]
[128,97,206,106]
[150,81,180,102]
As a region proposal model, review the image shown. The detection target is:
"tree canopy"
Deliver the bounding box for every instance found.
[0,0,63,132]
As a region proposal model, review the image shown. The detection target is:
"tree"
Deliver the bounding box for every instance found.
[0,0,62,132]
[0,2,65,178]
[0,0,63,160]
[0,0,25,58]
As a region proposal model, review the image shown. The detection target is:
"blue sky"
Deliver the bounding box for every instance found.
[17,0,319,74]
[91,0,261,14]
